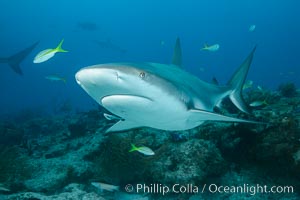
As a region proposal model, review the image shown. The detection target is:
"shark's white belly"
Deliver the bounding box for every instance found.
[101,94,198,131]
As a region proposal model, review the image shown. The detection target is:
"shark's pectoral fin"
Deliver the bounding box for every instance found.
[189,109,265,124]
[105,120,141,133]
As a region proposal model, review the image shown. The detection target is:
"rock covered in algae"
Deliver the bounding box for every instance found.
[1,183,106,200]
[1,82,300,199]
[149,139,226,184]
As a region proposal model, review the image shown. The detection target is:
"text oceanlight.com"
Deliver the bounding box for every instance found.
[124,183,294,196]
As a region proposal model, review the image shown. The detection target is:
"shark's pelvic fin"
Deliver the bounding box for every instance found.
[171,37,182,67]
[227,47,256,113]
[103,113,122,121]
[0,41,39,75]
[105,120,140,133]
[189,109,265,124]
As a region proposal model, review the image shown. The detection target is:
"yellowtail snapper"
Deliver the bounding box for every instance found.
[129,144,155,156]
[34,39,68,63]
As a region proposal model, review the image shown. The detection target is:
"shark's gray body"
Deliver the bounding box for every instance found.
[0,42,39,75]
[76,38,257,133]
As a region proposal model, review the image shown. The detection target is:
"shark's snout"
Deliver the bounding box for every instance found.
[75,67,120,87]
[75,68,97,85]
[75,70,84,85]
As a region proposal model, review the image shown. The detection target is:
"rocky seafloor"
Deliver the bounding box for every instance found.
[0,83,300,200]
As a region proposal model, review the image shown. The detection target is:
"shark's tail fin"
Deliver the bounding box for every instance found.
[0,42,39,75]
[227,47,256,113]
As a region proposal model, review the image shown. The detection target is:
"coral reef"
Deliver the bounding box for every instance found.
[1,184,106,200]
[0,82,300,199]
[149,139,226,185]
[87,131,158,184]
[0,123,24,146]
[0,146,31,192]
[68,122,87,138]
[278,82,298,97]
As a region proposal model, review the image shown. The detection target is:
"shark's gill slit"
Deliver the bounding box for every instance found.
[115,71,119,81]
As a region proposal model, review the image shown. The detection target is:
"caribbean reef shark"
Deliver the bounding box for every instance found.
[0,42,39,75]
[76,38,259,133]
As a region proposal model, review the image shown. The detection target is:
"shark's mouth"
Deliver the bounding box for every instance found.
[101,94,153,106]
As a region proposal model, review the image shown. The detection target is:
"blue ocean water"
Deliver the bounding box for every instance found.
[1,1,300,199]
[0,0,299,115]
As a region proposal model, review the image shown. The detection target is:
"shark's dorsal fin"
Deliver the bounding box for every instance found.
[171,37,182,68]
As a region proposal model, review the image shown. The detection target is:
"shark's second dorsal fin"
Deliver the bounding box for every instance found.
[211,77,219,85]
[171,37,182,68]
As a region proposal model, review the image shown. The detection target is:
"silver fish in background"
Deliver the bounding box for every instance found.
[250,100,268,107]
[45,75,66,83]
[201,43,220,51]
[249,24,256,32]
[91,182,119,192]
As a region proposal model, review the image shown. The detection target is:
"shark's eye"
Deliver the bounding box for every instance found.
[139,72,146,78]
